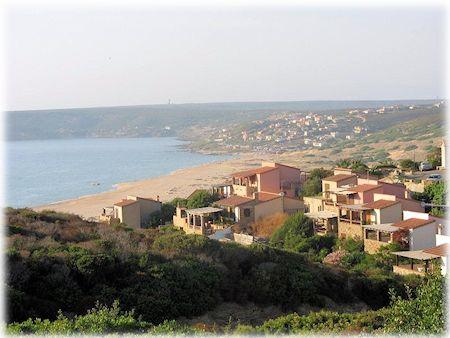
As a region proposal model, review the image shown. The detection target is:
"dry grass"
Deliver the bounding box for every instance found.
[250,212,288,238]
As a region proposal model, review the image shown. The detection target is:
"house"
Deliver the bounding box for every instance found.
[372,193,424,212]
[392,241,449,276]
[337,200,402,240]
[214,192,304,226]
[321,174,358,201]
[230,162,305,198]
[441,139,446,169]
[364,199,403,225]
[173,206,225,235]
[305,210,338,235]
[362,218,437,254]
[101,195,162,229]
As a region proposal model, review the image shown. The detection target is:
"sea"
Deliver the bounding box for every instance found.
[5,137,231,208]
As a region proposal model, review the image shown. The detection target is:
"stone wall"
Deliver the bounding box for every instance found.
[338,220,363,239]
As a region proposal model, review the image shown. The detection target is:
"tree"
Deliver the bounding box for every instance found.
[301,177,322,197]
[384,272,445,334]
[309,168,333,180]
[301,168,332,197]
[186,190,218,209]
[335,159,368,174]
[426,146,441,168]
[270,212,314,251]
[398,159,418,171]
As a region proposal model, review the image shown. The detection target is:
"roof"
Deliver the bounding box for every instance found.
[136,196,160,203]
[185,207,223,215]
[215,195,255,207]
[305,210,338,219]
[347,184,381,193]
[364,199,400,210]
[273,163,301,171]
[231,166,278,178]
[393,218,435,230]
[362,223,400,233]
[423,243,450,257]
[323,174,357,182]
[257,192,281,202]
[338,203,371,211]
[392,250,439,260]
[114,199,138,207]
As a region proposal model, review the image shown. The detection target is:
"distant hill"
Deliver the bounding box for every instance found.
[6,99,437,141]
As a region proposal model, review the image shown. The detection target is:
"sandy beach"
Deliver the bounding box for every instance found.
[34,153,271,219]
[33,133,436,220]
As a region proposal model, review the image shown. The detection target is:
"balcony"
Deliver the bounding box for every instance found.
[232,184,256,197]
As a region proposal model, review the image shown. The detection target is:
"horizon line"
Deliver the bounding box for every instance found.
[6,97,444,113]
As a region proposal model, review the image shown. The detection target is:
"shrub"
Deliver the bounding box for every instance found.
[270,212,314,250]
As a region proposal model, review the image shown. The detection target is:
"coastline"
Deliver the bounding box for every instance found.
[33,153,269,219]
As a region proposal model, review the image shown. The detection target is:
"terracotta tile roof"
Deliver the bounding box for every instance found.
[215,195,255,207]
[273,163,301,171]
[323,174,357,182]
[423,243,450,257]
[347,184,381,193]
[394,218,435,230]
[137,197,160,202]
[114,199,138,207]
[231,166,278,178]
[257,192,281,201]
[364,199,400,209]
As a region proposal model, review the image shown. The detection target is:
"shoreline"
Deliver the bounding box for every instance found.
[33,153,268,219]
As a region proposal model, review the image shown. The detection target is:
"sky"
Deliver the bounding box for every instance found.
[4,5,446,110]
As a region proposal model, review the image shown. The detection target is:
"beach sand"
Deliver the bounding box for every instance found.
[33,134,436,219]
[34,153,271,219]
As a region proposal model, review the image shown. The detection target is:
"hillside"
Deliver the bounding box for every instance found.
[274,110,444,171]
[6,208,415,327]
[7,99,438,141]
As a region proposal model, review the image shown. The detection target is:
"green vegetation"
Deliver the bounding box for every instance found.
[412,182,446,217]
[8,208,394,327]
[300,168,332,197]
[8,272,444,335]
[335,158,369,174]
[155,191,219,225]
[6,207,444,335]
[398,158,418,171]
[426,146,441,168]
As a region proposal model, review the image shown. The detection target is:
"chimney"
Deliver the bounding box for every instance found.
[156,195,160,202]
[404,190,409,199]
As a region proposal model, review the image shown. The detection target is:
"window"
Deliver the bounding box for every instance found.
[379,232,391,243]
[243,208,251,217]
[365,229,377,240]
[324,183,330,191]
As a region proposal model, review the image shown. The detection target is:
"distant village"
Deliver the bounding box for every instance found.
[189,101,444,153]
[100,140,448,277]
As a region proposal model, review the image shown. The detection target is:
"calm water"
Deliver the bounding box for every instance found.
[6,138,230,207]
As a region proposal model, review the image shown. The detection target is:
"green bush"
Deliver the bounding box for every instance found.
[270,212,314,250]
[7,300,149,334]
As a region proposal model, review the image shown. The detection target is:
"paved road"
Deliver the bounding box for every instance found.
[406,169,446,181]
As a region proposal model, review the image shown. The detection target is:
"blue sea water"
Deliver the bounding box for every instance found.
[6,137,230,208]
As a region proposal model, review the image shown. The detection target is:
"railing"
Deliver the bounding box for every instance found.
[339,217,362,225]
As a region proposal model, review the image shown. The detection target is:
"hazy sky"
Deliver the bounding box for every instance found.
[5,6,445,110]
